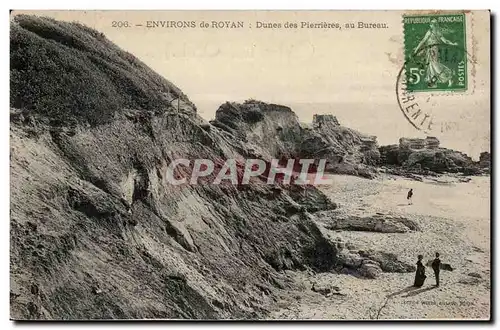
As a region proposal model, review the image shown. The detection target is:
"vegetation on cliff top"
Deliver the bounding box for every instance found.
[10,14,194,126]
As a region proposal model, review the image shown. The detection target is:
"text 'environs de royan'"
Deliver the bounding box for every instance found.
[130,20,388,29]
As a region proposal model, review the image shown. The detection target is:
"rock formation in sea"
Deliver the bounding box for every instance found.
[378,136,485,176]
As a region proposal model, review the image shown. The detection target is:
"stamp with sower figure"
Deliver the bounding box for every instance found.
[403,13,467,92]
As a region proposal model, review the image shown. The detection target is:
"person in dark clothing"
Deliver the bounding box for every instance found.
[414,254,426,287]
[407,188,413,205]
[432,252,441,287]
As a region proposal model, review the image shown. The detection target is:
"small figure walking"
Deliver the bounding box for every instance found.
[407,188,413,205]
[413,254,426,287]
[432,252,441,287]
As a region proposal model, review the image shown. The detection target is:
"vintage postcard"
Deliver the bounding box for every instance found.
[9,10,491,320]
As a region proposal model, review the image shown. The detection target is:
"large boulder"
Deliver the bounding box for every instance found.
[336,247,415,278]
[317,210,421,233]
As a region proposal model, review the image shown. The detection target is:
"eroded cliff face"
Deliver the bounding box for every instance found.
[10,15,338,320]
[210,101,380,178]
[310,115,380,174]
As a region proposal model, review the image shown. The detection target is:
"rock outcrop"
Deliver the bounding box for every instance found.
[312,116,380,171]
[379,136,482,175]
[335,246,415,279]
[10,15,341,320]
[210,101,380,178]
[478,152,491,172]
[311,283,344,297]
[399,137,426,150]
[313,114,340,127]
[316,211,420,233]
[425,136,440,149]
[398,137,440,150]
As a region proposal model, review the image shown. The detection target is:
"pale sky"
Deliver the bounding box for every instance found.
[13,10,490,158]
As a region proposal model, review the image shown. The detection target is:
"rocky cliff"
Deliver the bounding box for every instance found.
[10,15,340,320]
[311,115,380,173]
[210,101,380,178]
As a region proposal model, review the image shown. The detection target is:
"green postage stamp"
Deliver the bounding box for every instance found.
[403,13,467,92]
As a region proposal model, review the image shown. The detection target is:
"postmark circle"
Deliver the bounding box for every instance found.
[396,43,475,136]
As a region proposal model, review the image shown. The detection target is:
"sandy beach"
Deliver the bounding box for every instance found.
[271,174,490,320]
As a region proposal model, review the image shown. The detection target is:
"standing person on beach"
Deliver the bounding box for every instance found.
[432,252,441,287]
[407,188,413,205]
[414,254,426,287]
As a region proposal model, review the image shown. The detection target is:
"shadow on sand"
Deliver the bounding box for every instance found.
[387,286,418,298]
[402,286,437,298]
[387,285,438,298]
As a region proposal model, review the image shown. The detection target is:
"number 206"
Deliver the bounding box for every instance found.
[112,21,129,28]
